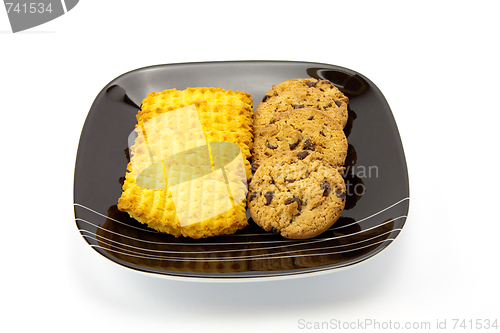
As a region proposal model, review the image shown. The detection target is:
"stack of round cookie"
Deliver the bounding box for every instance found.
[248,78,349,239]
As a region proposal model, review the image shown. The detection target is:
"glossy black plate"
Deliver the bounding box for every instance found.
[74,61,409,280]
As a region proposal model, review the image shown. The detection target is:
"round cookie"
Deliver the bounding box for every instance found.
[254,78,349,129]
[248,151,346,239]
[267,78,345,97]
[252,108,348,170]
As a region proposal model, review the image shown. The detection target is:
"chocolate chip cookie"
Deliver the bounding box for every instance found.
[254,78,349,130]
[248,151,346,239]
[252,108,348,170]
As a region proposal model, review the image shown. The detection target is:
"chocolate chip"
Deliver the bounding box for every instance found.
[335,190,347,200]
[303,138,315,151]
[297,151,309,160]
[266,141,278,149]
[284,178,296,183]
[262,95,271,102]
[271,227,279,234]
[289,140,300,150]
[307,115,315,120]
[324,103,332,109]
[305,80,317,88]
[285,197,302,210]
[334,99,341,107]
[320,181,331,196]
[319,88,324,92]
[269,119,277,124]
[320,130,326,137]
[274,92,278,96]
[249,192,258,202]
[292,104,305,109]
[264,191,274,205]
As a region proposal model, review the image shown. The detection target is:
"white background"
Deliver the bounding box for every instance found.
[1,1,499,332]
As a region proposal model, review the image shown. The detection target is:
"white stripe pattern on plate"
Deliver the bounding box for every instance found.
[79,226,401,256]
[74,198,408,261]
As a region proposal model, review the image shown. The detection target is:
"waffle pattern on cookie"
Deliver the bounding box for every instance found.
[137,100,254,178]
[141,87,253,113]
[118,88,253,239]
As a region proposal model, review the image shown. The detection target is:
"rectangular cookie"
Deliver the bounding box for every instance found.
[118,88,253,239]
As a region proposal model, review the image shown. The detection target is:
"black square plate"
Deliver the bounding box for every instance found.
[74,61,409,280]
